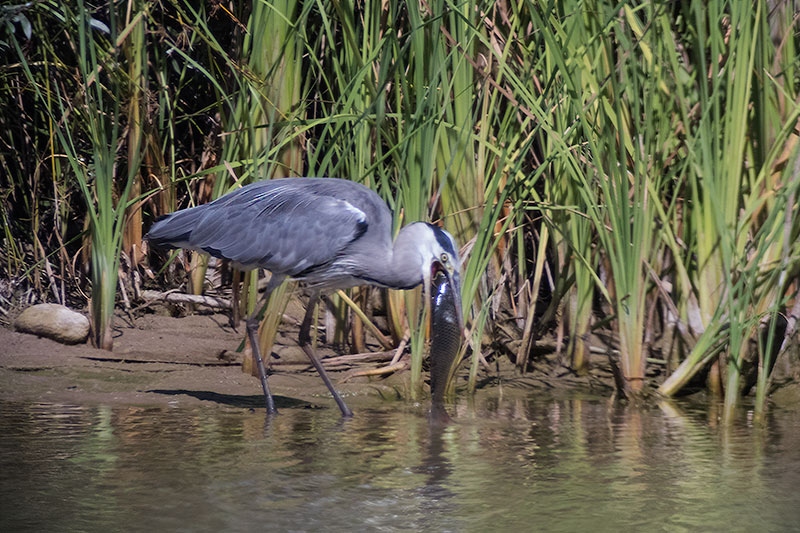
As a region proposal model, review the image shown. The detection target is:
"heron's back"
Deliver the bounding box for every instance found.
[146,178,393,281]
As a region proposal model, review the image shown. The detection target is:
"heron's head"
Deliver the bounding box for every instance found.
[412,223,463,333]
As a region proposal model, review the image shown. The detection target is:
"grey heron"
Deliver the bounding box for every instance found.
[146,177,462,417]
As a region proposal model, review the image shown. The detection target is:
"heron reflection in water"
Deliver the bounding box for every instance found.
[146,177,462,417]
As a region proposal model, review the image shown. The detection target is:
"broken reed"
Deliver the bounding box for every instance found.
[3,0,800,420]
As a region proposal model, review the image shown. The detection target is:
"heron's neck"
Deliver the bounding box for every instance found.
[377,226,425,290]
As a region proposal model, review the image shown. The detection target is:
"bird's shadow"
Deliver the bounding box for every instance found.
[146,389,314,410]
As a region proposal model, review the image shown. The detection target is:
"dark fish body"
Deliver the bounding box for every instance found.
[429,271,462,406]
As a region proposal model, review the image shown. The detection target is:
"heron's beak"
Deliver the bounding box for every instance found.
[431,259,464,337]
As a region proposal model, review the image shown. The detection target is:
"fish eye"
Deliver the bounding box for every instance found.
[440,253,449,263]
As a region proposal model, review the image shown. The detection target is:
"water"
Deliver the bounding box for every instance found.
[2,393,799,532]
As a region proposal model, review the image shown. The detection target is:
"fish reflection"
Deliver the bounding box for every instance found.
[413,421,456,506]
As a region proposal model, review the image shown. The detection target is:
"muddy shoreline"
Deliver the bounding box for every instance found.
[3,309,797,412]
[0,306,608,412]
[0,312,398,411]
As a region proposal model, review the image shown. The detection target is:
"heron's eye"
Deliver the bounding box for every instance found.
[440,253,449,264]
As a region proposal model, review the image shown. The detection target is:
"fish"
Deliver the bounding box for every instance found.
[429,269,463,415]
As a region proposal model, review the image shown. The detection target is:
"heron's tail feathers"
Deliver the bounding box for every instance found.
[145,206,205,249]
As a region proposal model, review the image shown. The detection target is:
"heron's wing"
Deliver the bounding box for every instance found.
[148,181,369,274]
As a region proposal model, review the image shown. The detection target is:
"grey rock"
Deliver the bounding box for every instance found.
[14,304,90,345]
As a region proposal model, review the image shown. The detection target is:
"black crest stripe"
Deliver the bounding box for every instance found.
[427,223,457,256]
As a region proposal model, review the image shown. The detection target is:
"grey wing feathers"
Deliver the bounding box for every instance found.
[146,179,373,275]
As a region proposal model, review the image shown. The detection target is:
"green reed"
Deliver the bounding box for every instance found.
[10,1,143,348]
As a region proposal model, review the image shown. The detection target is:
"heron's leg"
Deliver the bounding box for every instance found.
[246,273,286,415]
[299,291,354,417]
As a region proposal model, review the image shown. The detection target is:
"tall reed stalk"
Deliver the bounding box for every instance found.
[12,1,142,348]
[658,1,800,422]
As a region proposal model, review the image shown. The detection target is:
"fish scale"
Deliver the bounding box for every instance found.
[429,270,462,408]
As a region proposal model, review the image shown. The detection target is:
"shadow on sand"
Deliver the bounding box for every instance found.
[146,389,314,410]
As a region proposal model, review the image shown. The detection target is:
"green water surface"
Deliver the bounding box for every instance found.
[1,393,799,532]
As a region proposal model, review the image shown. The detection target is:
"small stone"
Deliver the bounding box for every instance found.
[14,304,90,345]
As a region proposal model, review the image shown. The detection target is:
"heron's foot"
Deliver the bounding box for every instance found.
[246,317,279,415]
[298,293,353,417]
[263,389,278,415]
[299,343,353,418]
